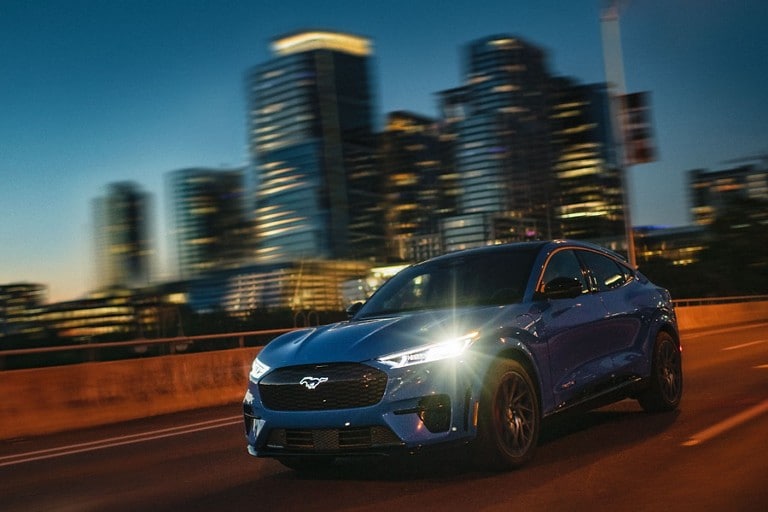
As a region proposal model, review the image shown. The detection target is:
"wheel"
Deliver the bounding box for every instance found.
[638,331,683,412]
[276,455,335,473]
[475,359,540,470]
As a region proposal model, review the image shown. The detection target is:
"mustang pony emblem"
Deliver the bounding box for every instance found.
[300,376,329,390]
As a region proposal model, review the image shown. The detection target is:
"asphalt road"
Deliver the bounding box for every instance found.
[2,323,767,512]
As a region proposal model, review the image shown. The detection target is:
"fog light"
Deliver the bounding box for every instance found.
[418,394,451,433]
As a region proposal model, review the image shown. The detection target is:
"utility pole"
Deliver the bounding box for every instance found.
[601,0,637,268]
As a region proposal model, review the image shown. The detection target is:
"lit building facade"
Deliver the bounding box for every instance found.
[185,260,371,314]
[38,293,136,341]
[634,226,708,267]
[167,167,249,279]
[223,260,371,313]
[690,163,768,225]
[0,283,46,338]
[549,78,624,241]
[93,182,152,289]
[438,35,554,251]
[380,111,457,261]
[246,31,382,264]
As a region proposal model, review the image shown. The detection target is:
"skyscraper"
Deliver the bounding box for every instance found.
[549,78,624,241]
[380,111,457,261]
[690,163,768,225]
[436,35,627,252]
[438,35,554,250]
[167,167,249,279]
[246,30,382,264]
[93,182,152,289]
[0,283,46,338]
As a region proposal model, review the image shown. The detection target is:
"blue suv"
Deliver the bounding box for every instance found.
[243,240,682,471]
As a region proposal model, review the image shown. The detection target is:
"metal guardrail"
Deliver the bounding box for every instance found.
[672,295,768,307]
[0,328,294,357]
[0,328,296,370]
[2,295,768,370]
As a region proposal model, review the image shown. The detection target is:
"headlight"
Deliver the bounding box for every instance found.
[377,331,479,368]
[249,357,270,382]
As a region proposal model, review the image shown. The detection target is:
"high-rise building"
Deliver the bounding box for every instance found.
[167,167,249,279]
[549,78,624,241]
[0,283,46,338]
[438,35,554,251]
[690,163,768,225]
[436,35,628,252]
[380,111,456,261]
[246,30,382,264]
[93,182,152,289]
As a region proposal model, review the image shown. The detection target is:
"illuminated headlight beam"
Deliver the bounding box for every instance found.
[377,331,479,368]
[249,357,270,382]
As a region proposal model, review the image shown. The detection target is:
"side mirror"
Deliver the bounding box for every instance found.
[542,277,583,300]
[346,302,364,318]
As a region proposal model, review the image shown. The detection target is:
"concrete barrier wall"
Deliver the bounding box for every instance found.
[0,347,261,440]
[675,300,768,332]
[2,302,767,440]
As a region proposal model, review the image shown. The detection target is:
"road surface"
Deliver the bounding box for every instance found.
[2,323,766,511]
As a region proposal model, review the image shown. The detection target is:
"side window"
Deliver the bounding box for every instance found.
[578,251,629,292]
[540,250,589,293]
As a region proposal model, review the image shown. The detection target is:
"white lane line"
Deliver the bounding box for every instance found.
[0,416,241,468]
[682,399,768,447]
[683,323,768,340]
[722,339,768,351]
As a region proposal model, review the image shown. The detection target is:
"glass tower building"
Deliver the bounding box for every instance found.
[690,163,768,225]
[93,182,152,289]
[246,31,382,264]
[439,35,554,251]
[380,111,457,261]
[167,167,249,279]
[462,36,552,218]
[549,78,624,241]
[438,35,625,251]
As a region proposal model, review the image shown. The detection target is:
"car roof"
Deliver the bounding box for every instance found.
[426,241,548,262]
[419,239,628,266]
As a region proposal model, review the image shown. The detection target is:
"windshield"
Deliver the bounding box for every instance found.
[356,247,539,318]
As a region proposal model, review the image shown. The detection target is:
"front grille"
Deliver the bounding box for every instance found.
[266,426,403,451]
[259,363,387,411]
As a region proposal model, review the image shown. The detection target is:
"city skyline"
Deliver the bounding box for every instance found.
[2,1,767,302]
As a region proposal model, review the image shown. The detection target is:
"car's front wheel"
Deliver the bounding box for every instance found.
[638,331,683,412]
[475,359,540,470]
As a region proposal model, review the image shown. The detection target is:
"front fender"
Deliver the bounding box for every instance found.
[474,330,553,416]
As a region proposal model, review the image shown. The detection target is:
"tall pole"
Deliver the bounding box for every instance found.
[601,1,637,267]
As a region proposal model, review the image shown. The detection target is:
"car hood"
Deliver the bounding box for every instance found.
[257,307,520,367]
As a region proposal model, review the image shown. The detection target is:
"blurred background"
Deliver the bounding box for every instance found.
[1,0,766,360]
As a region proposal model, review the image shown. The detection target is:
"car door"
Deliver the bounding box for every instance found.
[533,248,616,410]
[575,249,644,382]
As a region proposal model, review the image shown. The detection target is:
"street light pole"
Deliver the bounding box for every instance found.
[601,1,637,268]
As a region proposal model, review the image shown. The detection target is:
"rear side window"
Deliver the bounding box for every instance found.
[540,249,590,293]
[578,251,631,292]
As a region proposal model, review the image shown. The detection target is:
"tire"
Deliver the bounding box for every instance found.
[638,331,683,412]
[475,359,541,470]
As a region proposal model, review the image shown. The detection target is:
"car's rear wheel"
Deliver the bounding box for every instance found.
[476,359,540,470]
[638,331,683,412]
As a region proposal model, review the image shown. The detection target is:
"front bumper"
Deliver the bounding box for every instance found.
[243,359,481,457]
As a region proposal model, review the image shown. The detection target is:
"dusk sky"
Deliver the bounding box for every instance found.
[2,0,767,302]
